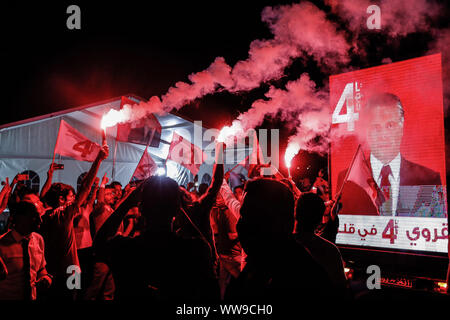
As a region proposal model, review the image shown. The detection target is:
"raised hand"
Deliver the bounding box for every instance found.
[101,173,109,186]
[224,171,231,183]
[99,144,109,161]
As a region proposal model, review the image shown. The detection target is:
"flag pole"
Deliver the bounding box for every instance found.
[112,138,118,180]
[327,141,332,201]
[51,119,63,165]
[146,129,156,152]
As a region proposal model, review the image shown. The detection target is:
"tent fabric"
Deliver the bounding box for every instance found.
[116,96,162,147]
[0,95,251,191]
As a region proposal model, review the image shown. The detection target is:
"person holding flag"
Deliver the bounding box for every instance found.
[52,119,103,163]
[38,120,110,300]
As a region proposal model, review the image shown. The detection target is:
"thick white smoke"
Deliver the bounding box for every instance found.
[104,0,448,155]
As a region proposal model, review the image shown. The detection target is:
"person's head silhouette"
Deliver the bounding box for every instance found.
[295,192,325,234]
[139,176,181,233]
[237,178,295,255]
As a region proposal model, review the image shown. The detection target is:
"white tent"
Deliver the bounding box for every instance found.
[0,94,250,194]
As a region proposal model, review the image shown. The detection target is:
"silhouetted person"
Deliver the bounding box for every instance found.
[93,142,225,301]
[294,192,349,296]
[210,194,242,300]
[198,183,208,196]
[85,181,117,300]
[39,145,109,300]
[90,185,118,239]
[315,198,341,244]
[40,182,78,298]
[174,146,224,284]
[227,178,333,304]
[93,176,218,301]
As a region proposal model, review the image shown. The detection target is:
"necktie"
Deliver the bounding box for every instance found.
[21,237,32,300]
[380,165,392,215]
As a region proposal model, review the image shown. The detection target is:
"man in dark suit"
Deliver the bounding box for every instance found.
[336,92,444,217]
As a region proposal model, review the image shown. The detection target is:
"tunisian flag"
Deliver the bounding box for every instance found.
[116,96,162,148]
[167,132,206,176]
[341,145,385,209]
[130,147,157,182]
[53,120,101,162]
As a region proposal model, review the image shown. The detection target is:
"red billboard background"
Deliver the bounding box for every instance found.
[330,54,446,198]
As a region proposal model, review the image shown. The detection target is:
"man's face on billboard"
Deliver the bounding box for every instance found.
[366,103,403,164]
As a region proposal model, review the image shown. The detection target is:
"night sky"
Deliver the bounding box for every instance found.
[1,1,291,128]
[2,1,449,180]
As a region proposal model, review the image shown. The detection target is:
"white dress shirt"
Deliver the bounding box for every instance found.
[370,153,401,216]
[0,229,47,300]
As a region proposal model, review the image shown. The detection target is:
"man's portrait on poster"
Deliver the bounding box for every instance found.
[337,92,445,217]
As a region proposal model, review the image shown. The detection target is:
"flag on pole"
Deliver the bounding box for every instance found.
[247,130,270,178]
[130,147,158,182]
[341,145,385,210]
[167,132,206,176]
[249,130,265,166]
[53,120,102,162]
[116,96,162,147]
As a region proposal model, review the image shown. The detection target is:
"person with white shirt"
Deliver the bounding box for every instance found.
[0,197,52,300]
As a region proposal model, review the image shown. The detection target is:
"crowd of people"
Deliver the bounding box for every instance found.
[0,142,349,302]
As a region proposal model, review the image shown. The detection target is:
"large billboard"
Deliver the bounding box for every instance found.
[330,54,448,253]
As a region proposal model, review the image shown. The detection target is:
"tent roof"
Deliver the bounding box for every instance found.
[0,94,249,163]
[0,94,251,188]
[0,94,138,130]
[0,93,201,133]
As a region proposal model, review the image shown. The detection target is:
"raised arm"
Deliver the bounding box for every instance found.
[288,178,302,200]
[0,178,11,214]
[75,145,109,209]
[40,163,56,199]
[0,179,9,204]
[93,185,141,251]
[198,142,225,207]
[0,256,7,281]
[219,179,241,220]
[85,177,100,208]
[96,173,109,205]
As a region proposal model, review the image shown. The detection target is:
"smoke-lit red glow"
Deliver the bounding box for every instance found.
[284,141,300,168]
[97,0,449,158]
[217,121,243,143]
[101,105,133,129]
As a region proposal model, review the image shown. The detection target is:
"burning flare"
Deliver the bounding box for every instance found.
[217,120,244,143]
[285,141,300,168]
[100,105,133,129]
